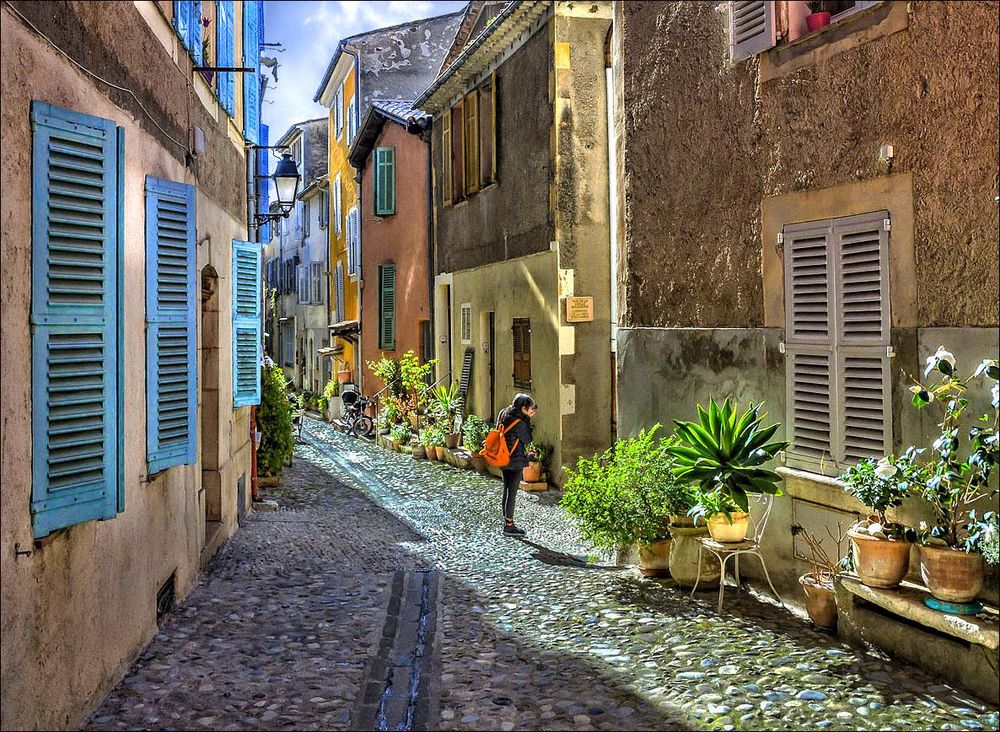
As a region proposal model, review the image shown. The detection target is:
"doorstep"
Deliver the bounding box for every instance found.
[836,576,999,703]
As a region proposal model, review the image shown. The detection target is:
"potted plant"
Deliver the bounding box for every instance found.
[323,378,341,421]
[431,427,448,461]
[562,426,691,577]
[410,437,426,460]
[523,442,551,483]
[419,427,439,461]
[907,351,999,603]
[669,398,787,545]
[840,455,914,588]
[389,423,409,451]
[805,0,831,32]
[791,522,848,629]
[463,415,490,471]
[200,17,214,83]
[430,383,463,448]
[257,363,294,482]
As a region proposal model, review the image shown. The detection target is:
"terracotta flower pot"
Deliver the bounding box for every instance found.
[435,445,447,461]
[411,445,426,459]
[668,524,720,588]
[707,512,750,543]
[799,574,837,629]
[470,454,487,472]
[523,461,543,483]
[848,528,910,588]
[806,11,831,32]
[445,433,460,449]
[390,439,401,450]
[919,545,984,603]
[638,539,672,577]
[337,369,352,384]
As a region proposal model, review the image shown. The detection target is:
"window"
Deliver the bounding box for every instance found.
[303,199,311,237]
[512,318,532,389]
[30,101,124,538]
[145,177,197,474]
[216,0,236,116]
[345,206,361,277]
[232,239,263,407]
[442,78,497,204]
[784,210,891,473]
[319,189,328,228]
[297,264,309,303]
[311,262,323,304]
[479,75,497,187]
[334,261,345,323]
[460,303,472,345]
[334,83,344,139]
[374,146,396,216]
[449,102,465,204]
[281,323,294,367]
[463,91,480,196]
[378,264,397,350]
[347,97,358,144]
[333,174,342,236]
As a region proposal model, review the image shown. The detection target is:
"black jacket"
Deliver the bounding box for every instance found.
[499,413,533,471]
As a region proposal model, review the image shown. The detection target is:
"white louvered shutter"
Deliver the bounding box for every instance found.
[334,261,345,323]
[730,1,777,62]
[834,211,891,462]
[145,177,197,473]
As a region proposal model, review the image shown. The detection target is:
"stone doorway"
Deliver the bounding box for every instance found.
[200,266,222,552]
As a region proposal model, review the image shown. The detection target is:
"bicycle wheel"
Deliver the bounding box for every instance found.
[352,415,375,439]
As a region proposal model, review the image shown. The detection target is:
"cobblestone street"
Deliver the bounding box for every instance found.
[87,419,999,731]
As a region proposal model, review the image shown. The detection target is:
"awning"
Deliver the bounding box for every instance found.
[316,345,344,358]
[328,320,360,338]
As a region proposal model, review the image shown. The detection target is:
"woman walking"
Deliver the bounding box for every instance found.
[496,393,536,536]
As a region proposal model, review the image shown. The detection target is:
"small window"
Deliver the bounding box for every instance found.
[347,98,358,144]
[512,318,531,389]
[460,303,473,345]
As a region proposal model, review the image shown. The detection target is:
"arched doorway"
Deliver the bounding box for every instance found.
[200,265,222,550]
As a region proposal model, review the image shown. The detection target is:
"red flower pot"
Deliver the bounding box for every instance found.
[806,11,831,32]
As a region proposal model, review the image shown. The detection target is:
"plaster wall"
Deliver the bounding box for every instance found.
[1,7,252,728]
[359,122,431,394]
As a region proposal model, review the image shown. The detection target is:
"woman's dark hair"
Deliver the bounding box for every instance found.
[497,393,536,425]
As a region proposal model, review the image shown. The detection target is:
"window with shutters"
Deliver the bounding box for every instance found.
[347,97,358,144]
[378,264,397,350]
[512,318,532,389]
[242,0,262,144]
[442,120,453,206]
[333,174,342,236]
[346,206,361,277]
[784,210,891,474]
[450,102,465,204]
[303,199,311,237]
[319,188,328,229]
[463,92,480,196]
[460,303,473,345]
[173,1,203,64]
[311,262,323,304]
[30,101,125,538]
[334,83,344,140]
[334,261,345,323]
[297,265,308,304]
[145,177,197,474]
[232,239,262,407]
[479,75,497,188]
[729,1,777,62]
[216,0,236,116]
[374,147,396,216]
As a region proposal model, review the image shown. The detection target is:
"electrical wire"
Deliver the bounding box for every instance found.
[3,0,191,154]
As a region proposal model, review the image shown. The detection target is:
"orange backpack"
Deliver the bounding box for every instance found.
[482,419,521,468]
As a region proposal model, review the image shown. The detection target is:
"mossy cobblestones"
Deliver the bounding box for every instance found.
[86,419,998,730]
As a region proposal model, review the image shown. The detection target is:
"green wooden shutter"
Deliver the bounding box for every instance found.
[379,264,396,350]
[30,101,122,538]
[374,147,396,216]
[145,177,197,473]
[232,239,262,406]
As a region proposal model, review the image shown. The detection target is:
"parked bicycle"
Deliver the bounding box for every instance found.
[341,387,374,439]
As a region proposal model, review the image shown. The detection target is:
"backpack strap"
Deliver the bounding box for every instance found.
[501,418,521,435]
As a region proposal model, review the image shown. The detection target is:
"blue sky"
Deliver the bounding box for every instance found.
[261,0,467,142]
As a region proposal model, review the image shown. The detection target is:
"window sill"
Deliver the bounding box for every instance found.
[777,465,864,515]
[761,1,907,82]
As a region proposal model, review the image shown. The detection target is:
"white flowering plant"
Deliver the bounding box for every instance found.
[840,451,919,539]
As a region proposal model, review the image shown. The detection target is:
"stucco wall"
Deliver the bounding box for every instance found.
[1,5,252,728]
[433,25,554,274]
[360,122,432,393]
[617,0,1000,330]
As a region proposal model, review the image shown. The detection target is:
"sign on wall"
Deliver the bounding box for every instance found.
[565,296,594,323]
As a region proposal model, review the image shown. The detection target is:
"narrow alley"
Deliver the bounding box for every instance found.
[86,420,997,732]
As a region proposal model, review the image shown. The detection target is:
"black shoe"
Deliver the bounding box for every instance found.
[503,523,526,537]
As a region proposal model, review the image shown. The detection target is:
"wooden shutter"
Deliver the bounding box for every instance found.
[217,0,235,115]
[479,76,496,187]
[512,318,531,388]
[334,261,345,323]
[303,199,310,237]
[460,303,472,344]
[257,123,270,240]
[451,102,465,202]
[232,239,262,407]
[375,147,396,216]
[145,177,197,473]
[333,174,342,236]
[729,1,776,62]
[173,1,202,61]
[30,102,122,537]
[787,350,833,461]
[352,207,361,277]
[442,120,453,206]
[464,91,480,195]
[459,347,475,399]
[379,264,397,350]
[784,220,831,345]
[242,0,261,144]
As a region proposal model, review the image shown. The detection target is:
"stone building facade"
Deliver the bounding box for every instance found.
[420,0,615,482]
[612,1,999,591]
[0,1,265,727]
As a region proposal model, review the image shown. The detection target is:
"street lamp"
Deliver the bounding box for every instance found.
[251,147,301,229]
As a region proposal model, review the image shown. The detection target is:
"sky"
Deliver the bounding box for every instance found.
[261,0,468,142]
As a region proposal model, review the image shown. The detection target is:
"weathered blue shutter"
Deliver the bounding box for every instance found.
[242,0,261,144]
[216,0,235,115]
[30,101,122,538]
[232,239,262,406]
[174,1,190,50]
[374,147,396,216]
[257,123,270,241]
[174,1,202,62]
[145,177,197,473]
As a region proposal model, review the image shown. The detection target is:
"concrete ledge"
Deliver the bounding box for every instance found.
[777,466,865,515]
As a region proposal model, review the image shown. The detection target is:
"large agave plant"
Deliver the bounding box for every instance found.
[668,398,788,511]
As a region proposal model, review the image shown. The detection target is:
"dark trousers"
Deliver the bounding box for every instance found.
[501,467,522,521]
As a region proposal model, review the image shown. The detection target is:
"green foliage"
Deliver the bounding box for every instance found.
[965,511,999,564]
[668,398,788,513]
[839,455,915,525]
[389,423,411,442]
[419,426,443,448]
[368,355,404,397]
[688,488,741,525]
[526,442,552,468]
[257,364,294,477]
[322,378,340,400]
[430,382,462,431]
[462,415,489,452]
[561,426,695,551]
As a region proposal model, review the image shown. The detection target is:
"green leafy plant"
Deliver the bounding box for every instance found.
[561,426,695,551]
[687,487,741,525]
[257,364,294,477]
[526,442,551,468]
[368,356,404,397]
[390,423,411,443]
[430,382,463,432]
[807,0,825,13]
[839,454,916,534]
[964,511,999,564]
[462,415,489,453]
[322,377,340,401]
[668,399,788,513]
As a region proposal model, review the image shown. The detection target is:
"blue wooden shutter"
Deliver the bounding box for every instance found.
[174,1,202,62]
[242,0,261,144]
[378,264,396,350]
[217,0,235,115]
[257,123,270,240]
[145,177,197,473]
[174,1,190,50]
[374,147,396,216]
[30,102,122,538]
[232,239,262,406]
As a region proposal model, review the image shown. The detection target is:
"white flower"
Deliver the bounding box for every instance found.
[926,346,956,376]
[874,458,897,479]
[992,383,999,406]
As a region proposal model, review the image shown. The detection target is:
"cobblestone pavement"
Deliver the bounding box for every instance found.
[87,418,999,731]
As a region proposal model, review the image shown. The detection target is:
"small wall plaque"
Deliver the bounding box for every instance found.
[565,296,594,323]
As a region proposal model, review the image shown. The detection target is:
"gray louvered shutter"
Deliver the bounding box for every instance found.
[145,177,197,473]
[30,102,122,537]
[834,211,891,462]
[730,1,777,62]
[334,261,345,323]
